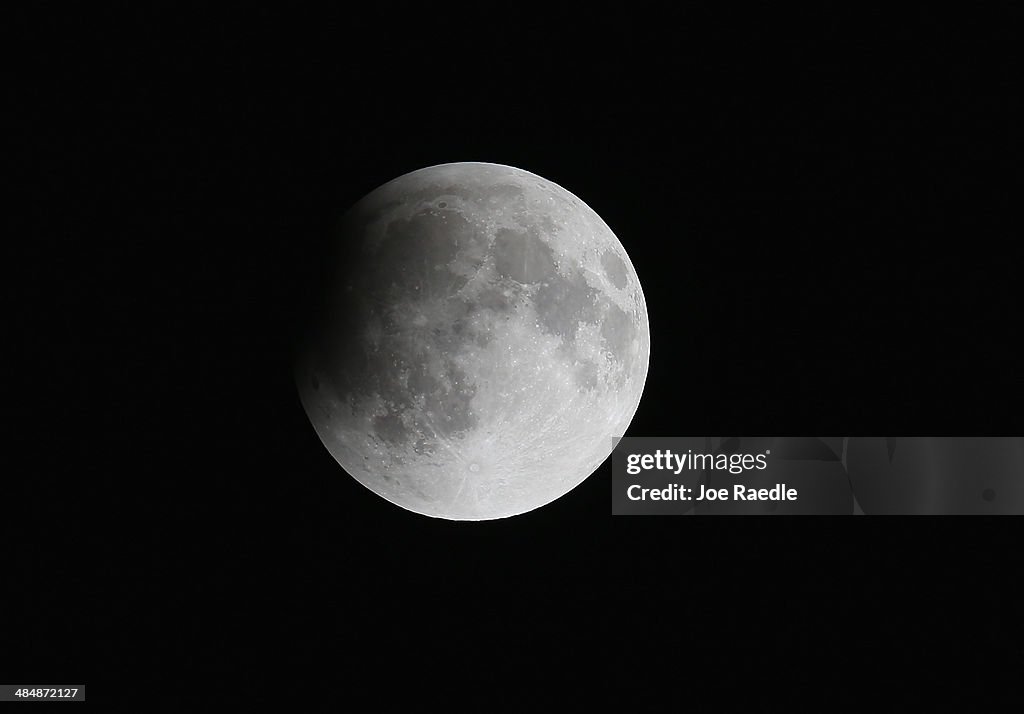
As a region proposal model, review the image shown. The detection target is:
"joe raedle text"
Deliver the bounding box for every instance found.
[610,440,803,514]
[627,482,799,502]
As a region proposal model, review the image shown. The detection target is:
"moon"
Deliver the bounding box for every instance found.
[295,162,650,520]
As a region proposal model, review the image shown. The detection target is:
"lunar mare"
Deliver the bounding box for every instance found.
[296,162,650,520]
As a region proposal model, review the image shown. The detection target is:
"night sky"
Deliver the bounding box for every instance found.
[12,4,1022,707]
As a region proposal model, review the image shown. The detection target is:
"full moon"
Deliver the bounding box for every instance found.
[295,162,650,520]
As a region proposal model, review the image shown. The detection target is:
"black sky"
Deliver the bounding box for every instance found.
[11,4,1023,708]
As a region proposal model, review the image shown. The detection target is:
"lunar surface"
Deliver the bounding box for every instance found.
[295,162,650,520]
